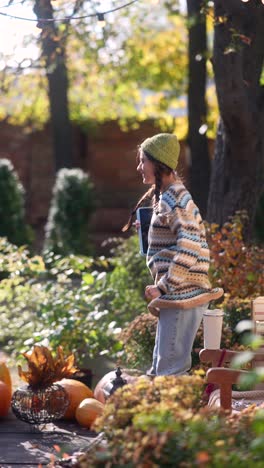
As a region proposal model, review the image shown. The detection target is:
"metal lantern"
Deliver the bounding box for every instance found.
[11,383,69,425]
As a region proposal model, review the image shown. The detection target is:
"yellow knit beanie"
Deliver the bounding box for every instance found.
[141,133,180,170]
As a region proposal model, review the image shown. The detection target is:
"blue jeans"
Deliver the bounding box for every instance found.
[148,304,208,376]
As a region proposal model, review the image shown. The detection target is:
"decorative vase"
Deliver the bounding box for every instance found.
[11,383,69,425]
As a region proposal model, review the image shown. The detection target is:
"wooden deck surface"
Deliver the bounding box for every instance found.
[0,409,99,467]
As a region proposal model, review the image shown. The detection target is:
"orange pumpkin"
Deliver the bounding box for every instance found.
[94,370,137,404]
[56,378,94,420]
[75,397,104,428]
[0,361,12,395]
[0,381,11,418]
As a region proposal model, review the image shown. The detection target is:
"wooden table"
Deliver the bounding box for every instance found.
[0,410,99,467]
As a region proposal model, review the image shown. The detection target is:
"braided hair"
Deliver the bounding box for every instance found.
[122,149,173,232]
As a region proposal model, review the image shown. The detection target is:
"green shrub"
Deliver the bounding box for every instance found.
[43,168,95,255]
[28,275,122,364]
[0,237,45,280]
[0,159,33,247]
[109,234,152,296]
[37,236,150,364]
[42,250,99,279]
[0,238,46,357]
[0,234,149,366]
[0,278,46,355]
[79,375,264,467]
[105,234,152,322]
[0,252,122,365]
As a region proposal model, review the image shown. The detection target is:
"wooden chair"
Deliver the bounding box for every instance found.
[200,298,264,412]
[199,348,264,412]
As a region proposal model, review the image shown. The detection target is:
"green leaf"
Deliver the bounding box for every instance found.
[82,273,95,285]
[246,272,256,281]
[250,335,264,350]
[231,350,254,368]
[238,371,259,390]
[235,320,253,334]
[252,410,264,435]
[255,367,264,380]
[112,341,123,352]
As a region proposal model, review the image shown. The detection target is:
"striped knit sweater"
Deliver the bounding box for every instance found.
[146,178,223,315]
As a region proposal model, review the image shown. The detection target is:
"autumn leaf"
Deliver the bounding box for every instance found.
[17,345,79,388]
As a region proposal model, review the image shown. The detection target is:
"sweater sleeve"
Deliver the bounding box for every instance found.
[156,198,203,294]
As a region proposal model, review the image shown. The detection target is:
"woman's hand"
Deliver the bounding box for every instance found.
[145,285,161,301]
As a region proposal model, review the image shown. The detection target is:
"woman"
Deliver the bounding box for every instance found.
[123,133,223,376]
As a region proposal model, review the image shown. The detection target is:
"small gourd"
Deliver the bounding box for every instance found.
[75,398,104,428]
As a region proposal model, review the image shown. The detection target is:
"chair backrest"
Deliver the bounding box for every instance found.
[200,348,264,410]
[200,348,264,368]
[199,349,240,367]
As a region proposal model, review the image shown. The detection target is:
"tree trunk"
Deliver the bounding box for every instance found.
[187,0,210,218]
[34,0,74,171]
[207,0,264,239]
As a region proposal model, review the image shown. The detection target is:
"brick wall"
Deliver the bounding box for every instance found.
[0,121,188,252]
